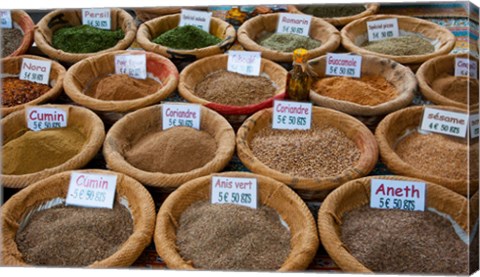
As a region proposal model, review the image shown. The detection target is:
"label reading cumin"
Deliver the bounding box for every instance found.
[367,18,399,42]
[179,9,212,32]
[455,58,478,79]
[370,179,426,211]
[227,50,261,76]
[66,172,117,209]
[325,53,362,78]
[272,100,312,130]
[0,10,12,28]
[82,8,111,30]
[26,107,68,132]
[162,103,201,130]
[114,54,147,80]
[420,107,469,138]
[276,13,312,37]
[19,58,52,85]
[211,176,258,209]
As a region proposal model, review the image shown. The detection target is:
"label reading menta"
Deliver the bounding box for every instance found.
[66,172,117,209]
[211,176,258,209]
[82,8,111,30]
[367,18,399,42]
[162,103,201,130]
[227,50,261,76]
[26,106,68,132]
[0,10,12,28]
[455,58,478,79]
[19,58,52,85]
[370,179,426,211]
[325,53,362,78]
[276,13,312,37]
[114,54,147,80]
[179,9,212,32]
[420,107,469,138]
[272,100,312,130]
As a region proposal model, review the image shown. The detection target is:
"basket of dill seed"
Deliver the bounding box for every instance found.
[34,8,137,64]
[136,13,236,60]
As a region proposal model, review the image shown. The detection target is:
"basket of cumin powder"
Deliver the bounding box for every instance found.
[318,175,470,274]
[2,10,34,58]
[155,171,318,271]
[1,169,156,267]
[375,105,478,196]
[1,104,105,189]
[236,106,378,200]
[103,104,236,191]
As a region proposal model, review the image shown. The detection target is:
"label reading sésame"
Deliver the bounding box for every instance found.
[370,179,426,211]
[227,50,261,76]
[272,100,312,130]
[367,18,399,42]
[0,10,12,28]
[211,176,258,209]
[162,103,201,130]
[455,58,478,79]
[114,54,147,80]
[325,53,362,78]
[276,13,312,37]
[26,107,68,132]
[66,172,117,209]
[179,9,212,32]
[82,8,111,30]
[420,107,469,138]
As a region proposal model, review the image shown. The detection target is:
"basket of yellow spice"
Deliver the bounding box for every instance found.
[1,104,105,189]
[34,8,137,64]
[318,175,470,274]
[1,169,156,267]
[136,13,236,60]
[1,55,66,117]
[155,171,319,271]
[2,10,35,58]
[103,104,236,192]
[237,13,341,63]
[341,15,456,71]
[375,105,478,196]
[236,106,378,200]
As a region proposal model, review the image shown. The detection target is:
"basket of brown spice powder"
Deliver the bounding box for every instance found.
[318,175,470,274]
[103,104,235,191]
[2,10,35,58]
[1,169,156,267]
[154,171,319,271]
[1,104,105,189]
[236,106,378,200]
[375,105,478,196]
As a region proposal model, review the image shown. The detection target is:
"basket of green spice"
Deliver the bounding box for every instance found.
[34,8,137,64]
[417,54,479,110]
[2,10,35,58]
[1,55,66,117]
[1,169,156,267]
[155,171,319,271]
[236,106,378,200]
[341,15,456,71]
[318,175,470,274]
[375,105,478,196]
[1,104,105,189]
[237,13,341,63]
[287,3,380,27]
[103,104,236,192]
[136,13,236,60]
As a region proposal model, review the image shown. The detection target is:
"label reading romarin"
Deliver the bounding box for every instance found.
[272,100,312,130]
[276,13,312,37]
[66,172,117,209]
[162,103,201,130]
[211,176,258,209]
[26,107,68,132]
[370,179,426,211]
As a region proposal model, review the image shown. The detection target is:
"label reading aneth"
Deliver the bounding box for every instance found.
[66,172,117,209]
[325,53,362,78]
[82,8,111,30]
[179,9,212,32]
[114,54,147,79]
[19,58,52,85]
[367,18,399,42]
[276,13,312,37]
[211,176,258,209]
[227,50,261,76]
[420,107,469,138]
[0,10,12,28]
[455,58,478,79]
[162,103,201,130]
[26,107,68,132]
[272,100,312,130]
[370,179,426,211]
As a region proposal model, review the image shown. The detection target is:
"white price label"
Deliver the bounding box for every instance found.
[19,58,52,85]
[325,53,362,78]
[367,18,399,42]
[370,179,426,211]
[115,54,147,80]
[211,176,258,209]
[162,103,201,130]
[276,13,312,37]
[420,107,469,138]
[272,100,312,130]
[227,51,261,76]
[66,172,117,209]
[0,10,12,28]
[470,113,479,139]
[179,9,212,32]
[455,58,478,79]
[82,8,111,30]
[26,107,68,132]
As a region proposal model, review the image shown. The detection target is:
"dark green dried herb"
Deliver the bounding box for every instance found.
[152,25,221,50]
[52,25,124,53]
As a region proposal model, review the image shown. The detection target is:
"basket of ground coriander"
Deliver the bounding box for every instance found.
[136,13,236,60]
[103,104,236,191]
[237,13,341,63]
[1,104,105,189]
[375,105,478,196]
[34,8,137,64]
[236,106,378,200]
[1,169,156,267]
[341,15,456,71]
[318,175,470,274]
[2,10,35,58]
[155,171,319,271]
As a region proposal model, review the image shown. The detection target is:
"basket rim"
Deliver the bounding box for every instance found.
[8,10,35,58]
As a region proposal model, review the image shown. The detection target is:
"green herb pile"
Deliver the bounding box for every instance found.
[52,25,124,53]
[152,25,221,50]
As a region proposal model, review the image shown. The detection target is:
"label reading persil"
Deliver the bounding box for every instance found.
[325,53,362,78]
[367,18,400,42]
[276,13,312,37]
[66,172,117,209]
[114,54,147,80]
[211,176,258,209]
[26,107,68,132]
[455,58,478,79]
[370,179,426,211]
[272,100,312,130]
[179,9,212,32]
[420,107,469,138]
[227,50,261,76]
[19,58,52,85]
[82,8,111,30]
[0,10,12,28]
[162,103,201,130]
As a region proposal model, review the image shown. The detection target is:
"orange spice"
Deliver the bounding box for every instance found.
[2,77,51,107]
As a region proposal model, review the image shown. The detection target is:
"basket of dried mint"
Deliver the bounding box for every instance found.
[34,8,137,64]
[155,171,319,271]
[136,13,236,60]
[2,10,35,58]
[318,175,470,274]
[1,169,156,267]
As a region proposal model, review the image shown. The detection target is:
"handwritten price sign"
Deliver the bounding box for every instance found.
[370,179,426,211]
[0,10,12,28]
[272,100,312,130]
[115,54,147,79]
[66,172,117,209]
[26,107,68,132]
[227,51,261,76]
[420,107,468,138]
[19,58,52,85]
[276,13,311,37]
[82,8,111,30]
[211,176,258,209]
[179,9,212,32]
[325,53,362,78]
[367,18,399,42]
[162,103,201,130]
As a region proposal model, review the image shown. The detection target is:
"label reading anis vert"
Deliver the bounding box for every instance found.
[82,8,111,30]
[370,179,426,211]
[0,10,12,28]
[211,176,258,209]
[272,100,312,130]
[26,106,68,132]
[66,172,117,209]
[420,107,469,138]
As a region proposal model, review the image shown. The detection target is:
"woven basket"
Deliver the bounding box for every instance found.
[1,104,105,189]
[318,175,469,273]
[155,171,319,271]
[375,105,476,196]
[136,13,236,60]
[341,15,456,71]
[236,106,378,200]
[34,8,137,64]
[63,50,179,113]
[287,3,380,27]
[134,7,208,22]
[4,10,35,57]
[417,53,479,110]
[1,169,156,267]
[103,104,235,191]
[1,55,66,117]
[237,13,341,63]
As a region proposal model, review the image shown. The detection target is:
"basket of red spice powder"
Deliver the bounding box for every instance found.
[2,10,35,58]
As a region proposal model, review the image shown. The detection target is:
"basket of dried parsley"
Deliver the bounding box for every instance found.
[34,8,137,64]
[136,13,236,60]
[1,169,156,267]
[155,171,319,271]
[236,106,378,200]
[1,55,66,117]
[2,10,35,58]
[318,175,470,274]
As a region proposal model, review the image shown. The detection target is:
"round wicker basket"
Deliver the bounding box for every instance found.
[4,10,35,57]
